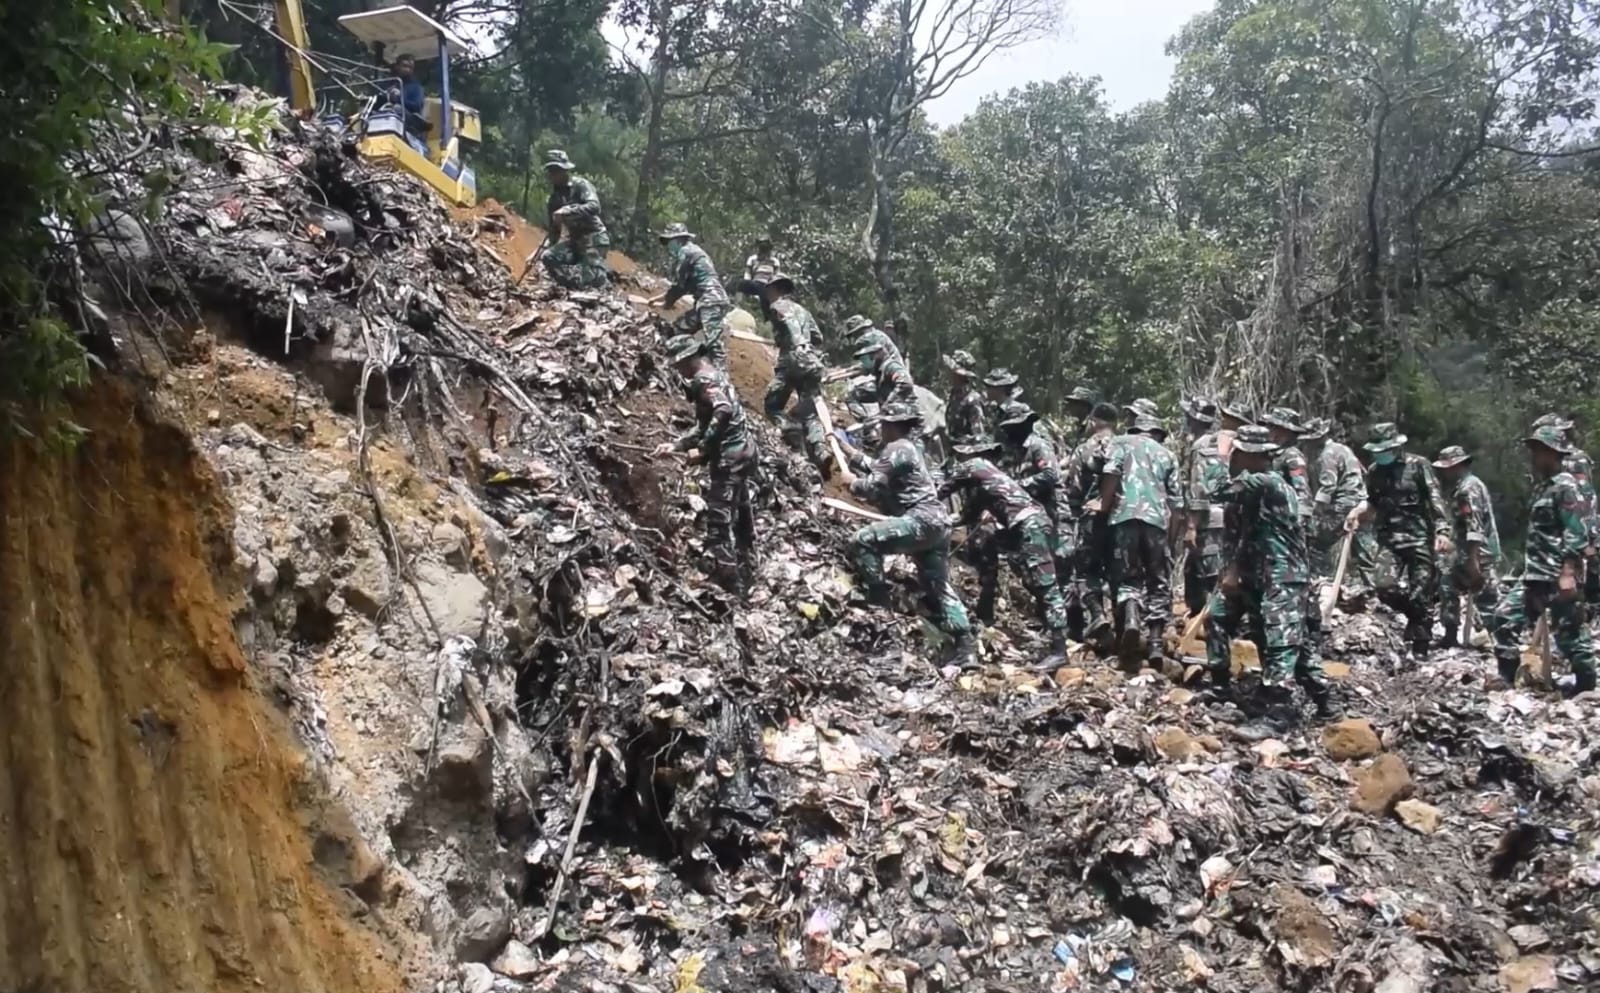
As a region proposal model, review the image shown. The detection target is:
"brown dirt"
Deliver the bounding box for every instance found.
[0,383,405,992]
[451,197,546,281]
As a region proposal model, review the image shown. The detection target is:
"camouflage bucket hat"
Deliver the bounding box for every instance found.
[999,401,1039,428]
[1125,398,1159,418]
[984,368,1019,389]
[663,334,703,362]
[942,349,979,377]
[880,400,923,425]
[842,314,874,337]
[1299,416,1331,441]
[953,438,1001,457]
[1232,424,1281,454]
[1179,396,1218,423]
[1219,399,1253,423]
[657,222,695,242]
[1532,412,1574,432]
[764,272,796,294]
[1431,445,1472,469]
[543,149,576,170]
[1526,425,1575,454]
[1260,406,1303,432]
[1065,385,1097,406]
[1364,422,1408,452]
[1131,413,1167,437]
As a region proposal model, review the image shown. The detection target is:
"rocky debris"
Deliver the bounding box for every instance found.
[1322,716,1382,760]
[91,85,1600,993]
[1394,797,1443,834]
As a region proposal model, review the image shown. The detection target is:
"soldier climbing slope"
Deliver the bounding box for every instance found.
[941,350,988,447]
[843,314,904,369]
[1063,402,1120,642]
[854,338,917,408]
[838,401,976,666]
[759,273,828,470]
[997,401,1067,584]
[939,438,1069,665]
[1203,425,1335,717]
[654,335,757,592]
[1179,397,1228,620]
[538,150,611,290]
[1099,412,1183,664]
[1347,423,1453,657]
[1432,445,1501,650]
[1490,425,1597,695]
[1303,417,1378,592]
[651,223,732,368]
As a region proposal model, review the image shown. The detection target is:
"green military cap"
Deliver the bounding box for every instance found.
[1364,422,1408,452]
[662,334,703,361]
[984,368,1019,388]
[1260,406,1304,432]
[1065,385,1097,406]
[543,149,576,170]
[953,438,1002,457]
[1232,424,1281,454]
[998,400,1039,428]
[1525,425,1574,454]
[1432,445,1472,469]
[1299,416,1331,441]
[1130,412,1167,438]
[1180,396,1218,423]
[657,222,695,242]
[843,314,874,337]
[942,349,979,377]
[880,400,923,424]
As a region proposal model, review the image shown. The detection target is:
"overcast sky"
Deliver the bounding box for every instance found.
[925,0,1216,125]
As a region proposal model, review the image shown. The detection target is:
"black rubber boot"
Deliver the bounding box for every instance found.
[974,587,998,627]
[1495,655,1521,687]
[1303,680,1338,719]
[1438,627,1458,649]
[1118,600,1145,659]
[949,632,980,670]
[1035,631,1068,672]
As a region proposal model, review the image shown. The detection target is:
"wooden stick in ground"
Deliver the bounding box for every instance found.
[822,496,887,521]
[813,395,852,475]
[1531,610,1554,687]
[1320,530,1356,625]
[1181,602,1210,644]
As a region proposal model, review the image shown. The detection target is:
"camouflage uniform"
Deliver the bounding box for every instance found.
[844,314,906,370]
[848,429,972,640]
[1565,444,1600,606]
[842,375,881,452]
[857,342,917,407]
[764,294,827,461]
[942,350,988,446]
[1103,423,1182,644]
[1063,426,1115,636]
[1307,428,1378,583]
[1184,433,1230,616]
[998,403,1068,579]
[661,227,732,367]
[1363,424,1451,651]
[1491,427,1596,690]
[542,156,610,289]
[1207,432,1327,699]
[941,452,1067,633]
[667,338,756,584]
[1434,449,1502,645]
[983,369,1021,432]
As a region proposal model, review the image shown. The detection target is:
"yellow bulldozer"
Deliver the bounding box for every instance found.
[273,2,481,206]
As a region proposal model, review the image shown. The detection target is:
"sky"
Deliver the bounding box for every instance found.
[923,0,1217,125]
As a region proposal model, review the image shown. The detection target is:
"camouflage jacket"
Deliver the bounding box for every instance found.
[1523,471,1590,582]
[664,243,730,309]
[1064,430,1115,515]
[769,299,825,373]
[1226,469,1309,587]
[941,457,1042,531]
[1272,445,1314,520]
[1565,448,1599,546]
[870,353,917,406]
[1312,441,1367,517]
[674,367,754,466]
[1103,433,1181,530]
[1449,471,1501,564]
[546,178,608,245]
[856,327,904,368]
[1002,429,1062,523]
[850,437,947,522]
[945,385,988,445]
[1365,453,1450,549]
[1186,434,1230,528]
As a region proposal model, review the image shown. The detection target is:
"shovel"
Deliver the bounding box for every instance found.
[1320,530,1355,626]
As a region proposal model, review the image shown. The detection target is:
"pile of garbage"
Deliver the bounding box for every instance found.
[87,89,1600,993]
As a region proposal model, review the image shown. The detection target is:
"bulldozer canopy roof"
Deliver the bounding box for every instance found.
[339,6,471,61]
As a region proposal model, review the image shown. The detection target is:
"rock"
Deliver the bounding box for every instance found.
[1273,886,1336,968]
[1323,718,1382,760]
[1324,660,1352,680]
[459,962,496,993]
[1394,798,1442,835]
[414,560,488,638]
[1500,956,1558,993]
[1352,754,1414,815]
[454,904,512,962]
[434,521,470,569]
[341,553,391,620]
[1154,727,1202,761]
[432,725,493,801]
[1507,924,1551,951]
[1053,666,1087,688]
[206,408,222,425]
[252,553,280,599]
[492,938,540,979]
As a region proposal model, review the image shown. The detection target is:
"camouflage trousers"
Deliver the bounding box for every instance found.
[1312,518,1380,589]
[764,361,827,463]
[1207,582,1325,687]
[1110,521,1172,631]
[1438,557,1501,641]
[675,301,731,369]
[1376,539,1438,648]
[1066,516,1111,630]
[972,513,1068,632]
[1183,527,1225,618]
[850,512,972,637]
[542,239,611,290]
[705,457,756,573]
[1491,581,1596,684]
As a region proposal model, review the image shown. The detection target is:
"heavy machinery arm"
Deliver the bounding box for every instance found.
[274,0,316,112]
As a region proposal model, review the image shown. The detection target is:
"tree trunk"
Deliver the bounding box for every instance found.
[865,132,902,326]
[628,5,674,253]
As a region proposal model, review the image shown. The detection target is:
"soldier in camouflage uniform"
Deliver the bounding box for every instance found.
[1124,398,1160,429]
[1180,397,1228,618]
[843,314,904,369]
[655,223,733,368]
[983,369,1021,431]
[1535,414,1599,608]
[1204,426,1334,716]
[1490,425,1597,694]
[940,438,1069,663]
[942,350,988,446]
[1262,407,1313,529]
[840,401,975,664]
[655,335,757,591]
[1100,412,1183,661]
[1431,446,1501,649]
[1348,423,1454,656]
[539,150,611,290]
[997,401,1067,573]
[843,374,881,452]
[760,274,828,467]
[1063,402,1119,641]
[1062,386,1097,447]
[1302,417,1378,590]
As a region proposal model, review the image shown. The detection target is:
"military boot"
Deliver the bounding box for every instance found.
[1494,654,1521,688]
[974,585,998,627]
[1034,631,1068,672]
[1118,599,1145,660]
[1438,627,1458,649]
[949,631,980,670]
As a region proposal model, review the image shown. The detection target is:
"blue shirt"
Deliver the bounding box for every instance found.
[400,78,424,116]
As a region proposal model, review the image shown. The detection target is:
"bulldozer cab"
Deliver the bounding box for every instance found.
[336,5,481,206]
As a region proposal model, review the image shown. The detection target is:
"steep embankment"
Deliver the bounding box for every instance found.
[0,384,404,992]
